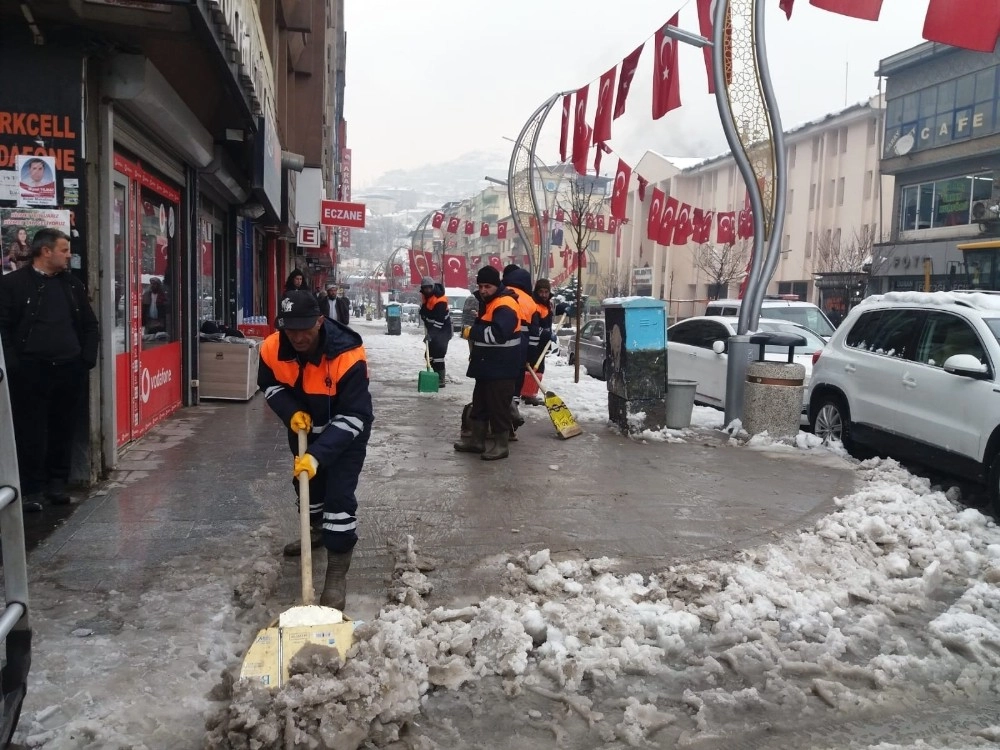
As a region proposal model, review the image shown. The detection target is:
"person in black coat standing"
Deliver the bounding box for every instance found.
[0,229,98,511]
[418,276,452,387]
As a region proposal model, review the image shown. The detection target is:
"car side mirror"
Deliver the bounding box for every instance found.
[943,354,990,379]
[712,340,726,354]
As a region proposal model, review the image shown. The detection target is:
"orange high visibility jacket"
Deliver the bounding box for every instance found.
[467,289,522,380]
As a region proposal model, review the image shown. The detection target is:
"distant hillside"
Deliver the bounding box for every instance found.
[367,149,509,205]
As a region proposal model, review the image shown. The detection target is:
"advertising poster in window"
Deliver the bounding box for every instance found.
[0,206,71,274]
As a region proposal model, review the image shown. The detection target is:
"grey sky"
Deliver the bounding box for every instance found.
[345,1,927,189]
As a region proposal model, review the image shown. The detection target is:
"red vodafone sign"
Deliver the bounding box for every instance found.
[320,199,366,228]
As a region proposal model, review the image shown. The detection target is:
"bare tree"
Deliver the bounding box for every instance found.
[558,176,605,383]
[593,262,627,301]
[815,225,878,275]
[692,240,751,299]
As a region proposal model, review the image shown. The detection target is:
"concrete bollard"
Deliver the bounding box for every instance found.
[742,361,805,439]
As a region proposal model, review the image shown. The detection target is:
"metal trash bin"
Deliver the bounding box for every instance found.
[385,303,402,335]
[665,379,697,429]
[743,331,806,438]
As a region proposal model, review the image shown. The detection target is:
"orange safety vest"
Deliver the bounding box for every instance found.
[508,287,536,326]
[260,335,368,398]
[479,294,522,332]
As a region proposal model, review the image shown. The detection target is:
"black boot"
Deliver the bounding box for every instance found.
[454,419,487,453]
[320,549,353,610]
[481,431,510,460]
[435,365,446,388]
[21,493,42,514]
[510,398,525,428]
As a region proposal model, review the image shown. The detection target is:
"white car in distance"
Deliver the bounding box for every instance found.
[667,316,826,412]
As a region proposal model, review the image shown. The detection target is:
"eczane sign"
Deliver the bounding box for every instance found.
[320,199,366,228]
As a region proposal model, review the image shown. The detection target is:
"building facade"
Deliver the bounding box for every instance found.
[874,42,1000,294]
[0,0,345,483]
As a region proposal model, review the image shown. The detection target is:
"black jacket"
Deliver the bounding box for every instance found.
[0,265,99,369]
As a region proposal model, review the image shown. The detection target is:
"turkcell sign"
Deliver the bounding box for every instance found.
[320,199,366,228]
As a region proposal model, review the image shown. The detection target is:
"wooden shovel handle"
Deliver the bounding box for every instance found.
[298,429,314,606]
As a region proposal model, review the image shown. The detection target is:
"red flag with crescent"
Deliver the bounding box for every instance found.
[611,159,631,220]
[614,43,644,120]
[809,0,882,20]
[659,196,678,245]
[779,0,795,18]
[652,19,681,120]
[593,66,616,144]
[923,0,1000,52]
[717,211,736,244]
[572,84,591,176]
[559,94,571,162]
[464,220,475,236]
[672,202,693,246]
[585,213,595,229]
[608,216,619,234]
[408,248,431,285]
[636,174,648,201]
[646,188,664,242]
[446,216,460,234]
[596,215,606,232]
[497,221,508,240]
[488,254,503,270]
[692,209,712,244]
[555,208,565,222]
[571,211,580,226]
[442,254,468,287]
[428,256,441,278]
[480,222,490,237]
[431,211,445,229]
[697,0,731,94]
[470,255,482,267]
[391,262,405,278]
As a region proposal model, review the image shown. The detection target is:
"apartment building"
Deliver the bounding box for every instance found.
[0,0,345,477]
[620,98,893,323]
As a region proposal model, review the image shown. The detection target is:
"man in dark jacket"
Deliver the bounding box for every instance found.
[326,284,351,325]
[453,266,521,461]
[418,276,452,387]
[501,265,536,435]
[0,228,99,511]
[257,290,374,610]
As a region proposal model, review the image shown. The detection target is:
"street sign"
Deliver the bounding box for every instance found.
[320,199,366,228]
[297,225,321,247]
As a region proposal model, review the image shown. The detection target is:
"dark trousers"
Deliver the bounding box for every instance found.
[513,335,529,396]
[470,378,516,436]
[427,336,449,376]
[9,359,85,496]
[293,442,367,553]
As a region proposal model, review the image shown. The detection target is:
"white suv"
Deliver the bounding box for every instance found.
[807,291,1000,512]
[704,298,837,339]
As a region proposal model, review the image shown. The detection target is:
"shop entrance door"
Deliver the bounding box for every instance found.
[112,153,183,447]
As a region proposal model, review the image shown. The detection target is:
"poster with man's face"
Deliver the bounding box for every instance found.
[16,155,57,206]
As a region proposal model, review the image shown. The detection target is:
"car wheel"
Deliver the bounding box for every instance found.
[567,351,575,366]
[811,395,853,452]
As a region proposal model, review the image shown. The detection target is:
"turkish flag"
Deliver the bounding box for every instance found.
[555,208,565,222]
[497,221,507,240]
[596,215,606,232]
[585,213,595,229]
[923,0,1000,52]
[614,43,644,120]
[611,159,631,219]
[579,251,587,269]
[470,255,482,267]
[717,212,736,244]
[488,254,503,270]
[652,20,681,120]
[443,254,468,287]
[391,262,405,278]
[738,194,754,239]
[446,216,460,233]
[697,0,731,94]
[672,202,693,246]
[646,188,664,242]
[464,220,475,236]
[636,175,648,202]
[409,248,431,285]
[571,211,580,226]
[549,253,555,269]
[608,217,619,234]
[779,0,795,18]
[692,209,713,244]
[562,246,572,268]
[738,253,754,300]
[559,94,571,162]
[428,256,441,278]
[480,222,490,237]
[572,84,590,176]
[431,211,445,229]
[809,0,882,21]
[593,66,616,144]
[659,196,678,246]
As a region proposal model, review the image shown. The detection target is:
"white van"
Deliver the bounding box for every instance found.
[445,287,473,332]
[703,297,837,339]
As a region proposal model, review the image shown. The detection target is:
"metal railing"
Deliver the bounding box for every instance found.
[0,339,31,746]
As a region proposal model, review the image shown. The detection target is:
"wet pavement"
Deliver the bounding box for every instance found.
[24,318,856,618]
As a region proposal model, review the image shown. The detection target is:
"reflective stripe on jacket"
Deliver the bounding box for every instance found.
[258,319,374,466]
[420,293,452,338]
[467,290,522,380]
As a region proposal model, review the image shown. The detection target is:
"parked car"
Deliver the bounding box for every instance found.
[807,290,1000,512]
[704,298,837,340]
[667,316,826,413]
[566,318,609,379]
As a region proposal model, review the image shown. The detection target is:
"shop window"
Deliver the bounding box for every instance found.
[899,171,994,231]
[140,186,177,349]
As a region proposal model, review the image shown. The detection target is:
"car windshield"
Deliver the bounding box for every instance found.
[763,306,836,337]
[756,320,827,354]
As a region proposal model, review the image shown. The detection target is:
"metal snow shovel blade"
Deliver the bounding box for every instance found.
[525,365,582,439]
[418,341,439,393]
[239,430,355,688]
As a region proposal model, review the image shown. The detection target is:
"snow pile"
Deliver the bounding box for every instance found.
[207,458,1000,748]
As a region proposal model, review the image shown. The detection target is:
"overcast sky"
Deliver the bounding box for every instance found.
[344,1,929,190]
